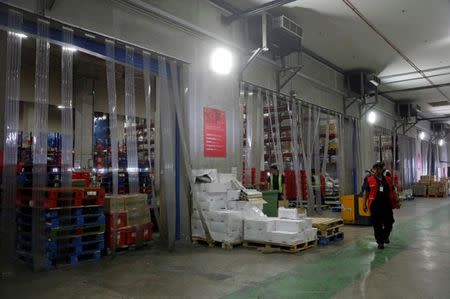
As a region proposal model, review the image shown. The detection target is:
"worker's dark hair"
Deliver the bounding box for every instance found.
[372,161,385,169]
[270,165,278,170]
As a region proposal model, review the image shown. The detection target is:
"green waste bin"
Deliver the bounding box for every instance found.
[262,190,279,217]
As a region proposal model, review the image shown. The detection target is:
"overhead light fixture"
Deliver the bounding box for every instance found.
[439,139,445,146]
[419,131,425,140]
[210,47,233,75]
[9,31,27,39]
[62,46,77,52]
[367,111,377,124]
[367,74,380,87]
[57,105,65,109]
[248,91,254,96]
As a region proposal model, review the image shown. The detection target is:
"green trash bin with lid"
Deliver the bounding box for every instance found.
[262,190,279,217]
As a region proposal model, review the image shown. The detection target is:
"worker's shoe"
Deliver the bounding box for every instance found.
[384,238,390,244]
[377,243,385,249]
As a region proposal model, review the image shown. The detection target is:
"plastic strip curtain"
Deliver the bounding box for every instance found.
[105,40,119,252]
[158,56,176,247]
[289,99,302,207]
[1,10,23,273]
[124,46,139,194]
[301,104,320,214]
[266,91,277,168]
[253,89,264,187]
[143,51,153,188]
[60,27,74,188]
[169,60,193,240]
[272,92,284,173]
[312,107,321,209]
[244,88,254,186]
[105,40,119,197]
[320,111,331,175]
[32,19,50,272]
[336,113,345,195]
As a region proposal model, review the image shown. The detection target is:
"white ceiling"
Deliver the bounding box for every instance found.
[225,0,450,117]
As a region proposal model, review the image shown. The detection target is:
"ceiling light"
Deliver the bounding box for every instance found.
[419,131,425,140]
[367,111,377,124]
[438,139,445,146]
[9,32,27,39]
[210,47,233,75]
[62,46,77,52]
[57,105,65,109]
[367,74,380,87]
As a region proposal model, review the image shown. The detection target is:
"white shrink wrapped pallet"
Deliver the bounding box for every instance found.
[274,218,308,233]
[278,207,299,220]
[205,210,244,242]
[244,218,274,242]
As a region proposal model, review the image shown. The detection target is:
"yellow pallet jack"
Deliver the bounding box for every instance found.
[340,194,371,225]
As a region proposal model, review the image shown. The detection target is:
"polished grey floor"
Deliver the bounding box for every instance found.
[0,198,448,299]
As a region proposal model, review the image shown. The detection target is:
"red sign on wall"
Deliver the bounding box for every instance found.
[204,107,226,158]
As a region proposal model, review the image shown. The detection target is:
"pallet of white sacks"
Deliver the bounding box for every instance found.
[243,239,317,254]
[192,236,242,250]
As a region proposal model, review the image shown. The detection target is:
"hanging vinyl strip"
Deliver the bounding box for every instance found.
[272,92,284,173]
[1,9,23,272]
[253,89,264,187]
[124,46,139,194]
[158,55,176,247]
[32,19,50,272]
[143,51,153,182]
[290,100,302,207]
[105,40,119,197]
[245,89,254,185]
[60,27,74,188]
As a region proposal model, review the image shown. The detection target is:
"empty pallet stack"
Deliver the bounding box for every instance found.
[15,187,106,270]
[105,194,153,253]
[311,217,344,245]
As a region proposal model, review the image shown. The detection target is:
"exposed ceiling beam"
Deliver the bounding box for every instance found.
[208,0,241,15]
[379,82,450,95]
[222,0,298,23]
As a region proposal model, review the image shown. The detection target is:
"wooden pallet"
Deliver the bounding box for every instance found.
[312,218,344,231]
[192,237,242,250]
[243,239,317,254]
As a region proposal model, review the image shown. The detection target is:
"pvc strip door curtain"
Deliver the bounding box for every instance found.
[0,9,23,274]
[31,19,50,272]
[60,27,74,188]
[124,46,139,194]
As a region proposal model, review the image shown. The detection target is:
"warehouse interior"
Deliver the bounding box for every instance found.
[0,0,449,298]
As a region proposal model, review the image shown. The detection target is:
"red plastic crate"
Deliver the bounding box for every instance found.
[106,212,128,229]
[126,226,137,245]
[139,222,153,242]
[83,187,105,206]
[72,171,90,187]
[106,228,128,248]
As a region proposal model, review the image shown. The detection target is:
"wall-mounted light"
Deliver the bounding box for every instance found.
[419,131,425,140]
[367,111,377,124]
[438,139,445,146]
[210,47,233,75]
[62,46,77,53]
[9,31,27,39]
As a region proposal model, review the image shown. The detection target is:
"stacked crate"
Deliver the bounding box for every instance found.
[105,194,153,252]
[15,187,106,270]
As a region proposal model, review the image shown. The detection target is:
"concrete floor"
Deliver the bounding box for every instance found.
[1,198,449,299]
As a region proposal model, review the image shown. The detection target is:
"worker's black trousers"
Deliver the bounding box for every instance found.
[370,201,394,244]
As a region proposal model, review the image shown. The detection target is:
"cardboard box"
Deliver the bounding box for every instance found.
[105,195,125,213]
[127,207,151,226]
